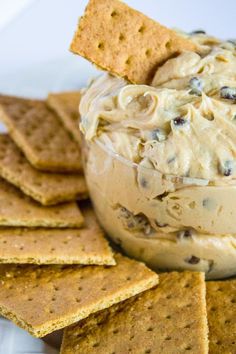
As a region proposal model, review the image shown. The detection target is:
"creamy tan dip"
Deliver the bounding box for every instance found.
[80,32,236,279]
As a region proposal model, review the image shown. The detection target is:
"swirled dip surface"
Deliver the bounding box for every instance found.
[80,33,236,279]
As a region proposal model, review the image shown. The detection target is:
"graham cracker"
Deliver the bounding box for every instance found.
[47,92,81,144]
[0,177,83,228]
[207,280,236,354]
[0,135,88,205]
[70,0,196,85]
[0,254,158,337]
[61,272,208,354]
[0,95,82,172]
[0,205,115,265]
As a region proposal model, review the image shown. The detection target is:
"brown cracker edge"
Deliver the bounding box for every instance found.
[0,254,116,266]
[0,134,88,205]
[0,100,82,173]
[0,272,158,337]
[0,166,88,205]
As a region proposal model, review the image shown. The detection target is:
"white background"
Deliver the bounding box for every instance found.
[0,0,235,97]
[0,0,235,353]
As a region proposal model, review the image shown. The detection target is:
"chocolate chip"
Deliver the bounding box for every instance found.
[189,77,203,96]
[119,207,153,235]
[202,198,210,207]
[218,160,234,177]
[167,156,176,164]
[140,178,148,188]
[177,230,192,239]
[183,230,192,238]
[185,255,200,265]
[154,191,169,201]
[224,168,232,177]
[220,86,236,100]
[190,29,206,35]
[155,220,168,228]
[173,117,186,126]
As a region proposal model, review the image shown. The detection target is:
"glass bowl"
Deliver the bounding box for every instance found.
[81,136,236,280]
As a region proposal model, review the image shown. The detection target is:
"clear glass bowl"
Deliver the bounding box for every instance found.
[81,136,236,280]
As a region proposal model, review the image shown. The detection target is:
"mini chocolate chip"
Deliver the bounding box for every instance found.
[202,198,217,211]
[224,169,232,177]
[167,156,176,164]
[155,220,168,228]
[173,117,186,126]
[185,255,200,265]
[218,160,234,177]
[154,191,169,201]
[183,230,192,238]
[202,199,207,207]
[120,207,153,235]
[189,77,203,96]
[140,178,148,188]
[220,86,236,100]
[177,230,192,239]
[190,29,206,35]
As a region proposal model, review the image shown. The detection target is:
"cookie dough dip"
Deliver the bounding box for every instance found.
[78,30,236,280]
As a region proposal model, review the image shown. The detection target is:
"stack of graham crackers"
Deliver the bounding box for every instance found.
[0,1,235,353]
[0,95,234,354]
[0,92,158,344]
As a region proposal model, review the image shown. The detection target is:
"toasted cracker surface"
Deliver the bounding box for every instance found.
[70,0,196,84]
[0,135,87,205]
[0,95,82,172]
[0,177,83,228]
[47,92,81,144]
[61,271,208,354]
[0,254,158,337]
[207,280,236,354]
[0,205,114,265]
